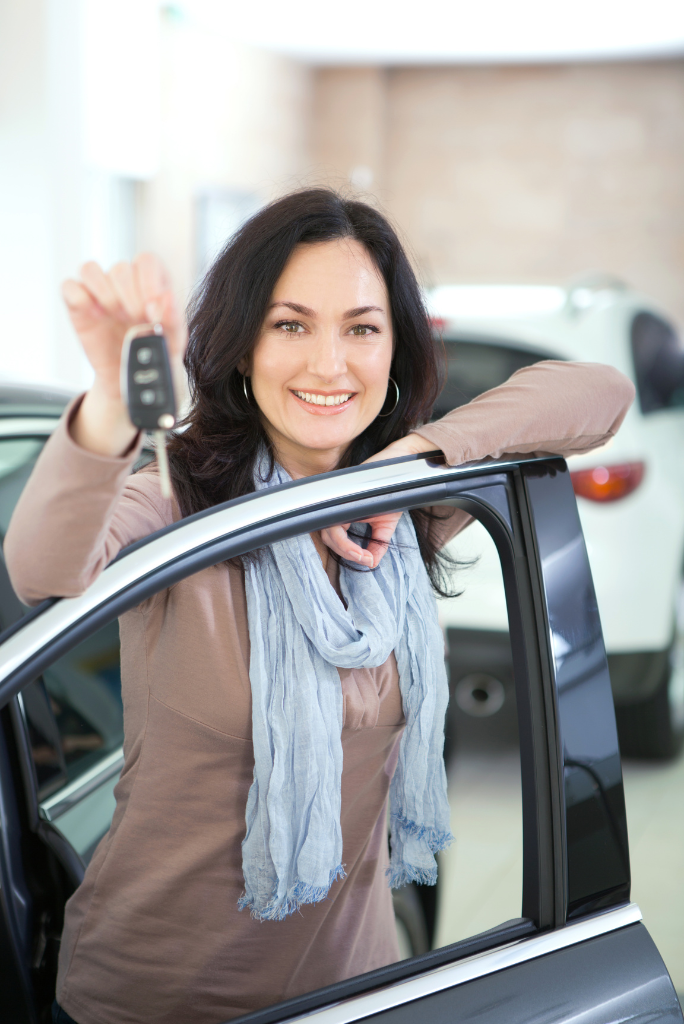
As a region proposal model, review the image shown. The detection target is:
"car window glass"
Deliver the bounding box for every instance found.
[435,519,521,946]
[15,503,523,980]
[432,338,553,420]
[630,311,684,414]
[0,435,124,807]
[21,621,123,802]
[0,437,46,539]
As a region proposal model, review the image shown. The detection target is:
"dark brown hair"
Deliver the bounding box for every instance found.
[168,187,457,593]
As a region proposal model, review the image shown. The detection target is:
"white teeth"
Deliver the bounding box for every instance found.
[293,390,353,406]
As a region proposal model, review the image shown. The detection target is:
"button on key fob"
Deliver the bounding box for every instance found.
[121,324,177,498]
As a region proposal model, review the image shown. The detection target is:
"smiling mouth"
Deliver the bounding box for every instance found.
[291,390,355,407]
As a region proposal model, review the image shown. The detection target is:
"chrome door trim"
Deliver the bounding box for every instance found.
[0,453,533,688]
[289,903,643,1024]
[39,747,124,822]
[0,417,58,437]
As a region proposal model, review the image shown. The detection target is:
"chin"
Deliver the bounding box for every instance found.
[299,434,358,452]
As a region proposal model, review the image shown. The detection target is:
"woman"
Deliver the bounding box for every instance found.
[5,189,635,1024]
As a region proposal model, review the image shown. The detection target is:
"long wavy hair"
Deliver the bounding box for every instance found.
[167,188,458,594]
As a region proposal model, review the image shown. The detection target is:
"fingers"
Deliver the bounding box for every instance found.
[61,278,100,316]
[109,261,146,322]
[71,255,187,358]
[320,524,374,568]
[364,512,402,567]
[135,251,169,313]
[321,512,403,569]
[79,261,126,321]
[134,252,188,358]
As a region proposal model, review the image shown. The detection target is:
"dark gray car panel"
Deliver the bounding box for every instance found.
[359,922,681,1024]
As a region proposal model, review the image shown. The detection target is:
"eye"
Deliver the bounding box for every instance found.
[274,320,306,334]
[350,324,379,336]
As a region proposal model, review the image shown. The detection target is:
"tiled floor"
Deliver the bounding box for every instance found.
[623,754,684,996]
[435,747,522,947]
[433,746,684,1000]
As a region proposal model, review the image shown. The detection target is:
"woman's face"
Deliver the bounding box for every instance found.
[248,238,394,476]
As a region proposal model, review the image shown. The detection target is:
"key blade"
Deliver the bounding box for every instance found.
[155,430,173,500]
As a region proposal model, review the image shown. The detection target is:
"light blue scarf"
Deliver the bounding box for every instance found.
[239,456,453,921]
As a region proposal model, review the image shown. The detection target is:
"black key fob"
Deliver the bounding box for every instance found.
[121,324,177,499]
[121,323,177,432]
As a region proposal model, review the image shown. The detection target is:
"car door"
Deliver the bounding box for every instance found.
[0,452,681,1024]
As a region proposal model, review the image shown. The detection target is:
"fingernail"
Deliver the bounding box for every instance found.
[145,301,161,322]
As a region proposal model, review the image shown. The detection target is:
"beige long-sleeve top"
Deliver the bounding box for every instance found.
[4,361,634,1024]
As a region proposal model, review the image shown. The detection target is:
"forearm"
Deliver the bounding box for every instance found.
[412,361,635,466]
[72,381,138,457]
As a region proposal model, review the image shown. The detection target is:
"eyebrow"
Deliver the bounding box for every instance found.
[269,302,385,319]
[344,305,384,318]
[269,301,316,317]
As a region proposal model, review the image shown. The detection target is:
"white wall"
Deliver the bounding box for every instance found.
[0,0,62,386]
[0,0,160,389]
[139,8,311,308]
[0,1,311,391]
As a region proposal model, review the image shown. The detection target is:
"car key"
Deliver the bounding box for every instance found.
[121,323,177,499]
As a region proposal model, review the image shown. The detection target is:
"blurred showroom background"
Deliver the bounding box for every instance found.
[1,0,684,998]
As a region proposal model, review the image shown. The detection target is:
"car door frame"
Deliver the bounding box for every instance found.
[0,451,678,1023]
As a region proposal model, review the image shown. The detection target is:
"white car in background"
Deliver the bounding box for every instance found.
[428,278,684,759]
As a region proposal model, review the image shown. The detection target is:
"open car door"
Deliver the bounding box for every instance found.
[0,453,681,1023]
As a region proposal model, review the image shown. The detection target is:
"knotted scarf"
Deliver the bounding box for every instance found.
[239,455,453,921]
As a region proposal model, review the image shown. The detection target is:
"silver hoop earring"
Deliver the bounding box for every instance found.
[378,377,399,417]
[242,375,250,403]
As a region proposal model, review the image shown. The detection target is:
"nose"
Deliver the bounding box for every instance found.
[307,329,347,383]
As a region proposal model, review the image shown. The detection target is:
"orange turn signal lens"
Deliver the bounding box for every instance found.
[570,461,645,503]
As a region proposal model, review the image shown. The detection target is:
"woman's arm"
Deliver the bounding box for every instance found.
[322,361,635,563]
[4,254,187,604]
[410,360,635,466]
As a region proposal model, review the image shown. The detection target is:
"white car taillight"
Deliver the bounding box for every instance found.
[570,461,645,503]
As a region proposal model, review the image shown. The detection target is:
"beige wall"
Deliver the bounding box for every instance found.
[311,61,684,325]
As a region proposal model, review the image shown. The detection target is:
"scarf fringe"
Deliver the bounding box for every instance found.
[387,815,454,890]
[387,864,438,889]
[391,814,454,852]
[238,864,346,921]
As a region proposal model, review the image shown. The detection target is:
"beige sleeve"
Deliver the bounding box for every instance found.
[412,360,636,549]
[412,360,635,467]
[4,396,174,606]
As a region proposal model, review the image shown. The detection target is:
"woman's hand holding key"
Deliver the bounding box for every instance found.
[62,254,187,457]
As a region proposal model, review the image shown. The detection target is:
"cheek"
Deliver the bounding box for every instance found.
[357,344,394,394]
[251,339,292,394]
